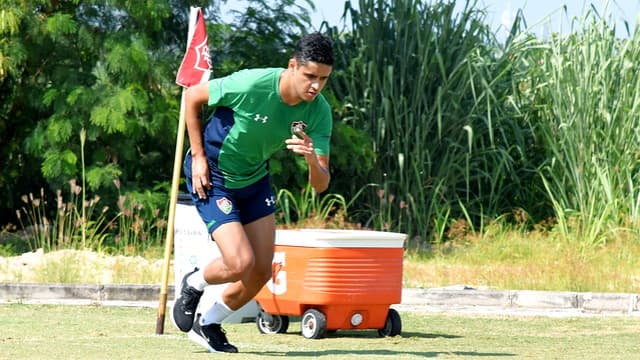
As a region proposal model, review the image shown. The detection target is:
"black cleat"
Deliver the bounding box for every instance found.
[172,267,204,332]
[188,314,238,353]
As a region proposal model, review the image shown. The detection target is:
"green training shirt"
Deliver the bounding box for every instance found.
[205,67,332,189]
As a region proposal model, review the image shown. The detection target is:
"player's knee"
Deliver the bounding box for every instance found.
[225,254,255,281]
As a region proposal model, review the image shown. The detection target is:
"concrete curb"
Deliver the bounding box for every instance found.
[0,283,172,303]
[400,288,640,316]
[1,283,638,317]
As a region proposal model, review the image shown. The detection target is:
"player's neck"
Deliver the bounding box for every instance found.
[279,69,302,106]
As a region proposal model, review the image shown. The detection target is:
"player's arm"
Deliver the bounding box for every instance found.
[184,82,211,199]
[285,130,331,193]
[307,153,330,193]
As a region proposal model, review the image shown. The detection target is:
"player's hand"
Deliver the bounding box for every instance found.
[285,130,315,157]
[191,155,212,199]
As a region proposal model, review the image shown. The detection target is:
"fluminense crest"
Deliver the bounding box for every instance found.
[216,197,233,214]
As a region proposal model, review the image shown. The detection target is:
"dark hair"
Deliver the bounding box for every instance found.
[293,32,334,66]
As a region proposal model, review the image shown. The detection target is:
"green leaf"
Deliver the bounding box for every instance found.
[86,163,122,191]
[90,87,145,134]
[45,116,73,145]
[0,32,27,80]
[46,13,77,41]
[24,124,46,155]
[43,89,59,107]
[42,149,77,179]
[66,87,85,106]
[0,8,22,36]
[105,38,150,79]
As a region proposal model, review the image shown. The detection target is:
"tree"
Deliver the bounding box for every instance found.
[0,0,315,230]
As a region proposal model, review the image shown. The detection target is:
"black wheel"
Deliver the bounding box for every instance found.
[256,311,289,334]
[377,308,402,337]
[301,309,327,339]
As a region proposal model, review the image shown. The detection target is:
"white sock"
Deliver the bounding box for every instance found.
[201,299,234,325]
[186,269,208,291]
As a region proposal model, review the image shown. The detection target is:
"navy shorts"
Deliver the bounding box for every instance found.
[183,154,276,235]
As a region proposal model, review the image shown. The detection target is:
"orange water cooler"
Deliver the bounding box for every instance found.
[254,229,406,339]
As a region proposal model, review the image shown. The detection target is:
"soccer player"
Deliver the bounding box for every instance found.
[172,32,334,353]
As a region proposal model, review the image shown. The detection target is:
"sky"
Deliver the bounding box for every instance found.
[300,0,639,38]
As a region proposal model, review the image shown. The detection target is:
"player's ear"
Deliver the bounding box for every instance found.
[288,58,297,70]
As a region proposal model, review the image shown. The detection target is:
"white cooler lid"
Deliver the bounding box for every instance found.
[275,229,406,248]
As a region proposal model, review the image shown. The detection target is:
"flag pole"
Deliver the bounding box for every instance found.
[155,7,201,335]
[155,91,188,335]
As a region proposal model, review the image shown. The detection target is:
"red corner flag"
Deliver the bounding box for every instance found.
[176,7,211,87]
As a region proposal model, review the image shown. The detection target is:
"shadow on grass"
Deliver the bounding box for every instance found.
[279,329,462,339]
[242,331,515,358]
[248,350,515,357]
[394,331,462,339]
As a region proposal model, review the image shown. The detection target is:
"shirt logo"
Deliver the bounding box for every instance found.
[265,196,276,207]
[291,121,307,134]
[254,114,269,123]
[216,197,233,214]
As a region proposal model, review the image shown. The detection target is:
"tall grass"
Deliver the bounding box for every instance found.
[513,7,640,245]
[276,184,356,229]
[14,180,111,252]
[329,0,536,241]
[11,179,168,256]
[111,179,168,255]
[328,0,640,248]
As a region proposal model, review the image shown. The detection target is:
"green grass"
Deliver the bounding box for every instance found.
[1,304,639,359]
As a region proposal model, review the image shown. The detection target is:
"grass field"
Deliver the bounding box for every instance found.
[1,304,638,359]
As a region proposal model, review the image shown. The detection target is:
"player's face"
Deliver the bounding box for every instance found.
[290,59,332,102]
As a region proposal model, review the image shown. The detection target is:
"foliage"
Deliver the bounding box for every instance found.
[214,0,315,73]
[509,7,640,245]
[1,0,192,223]
[328,0,539,242]
[13,181,111,252]
[7,178,168,256]
[110,181,168,254]
[324,106,378,196]
[3,0,640,252]
[276,184,350,228]
[0,0,318,246]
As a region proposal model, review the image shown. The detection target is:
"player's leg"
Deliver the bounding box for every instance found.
[218,213,276,310]
[218,174,277,309]
[173,157,250,333]
[188,214,274,353]
[184,222,253,354]
[184,173,275,353]
[173,222,254,332]
[207,173,276,309]
[202,221,256,285]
